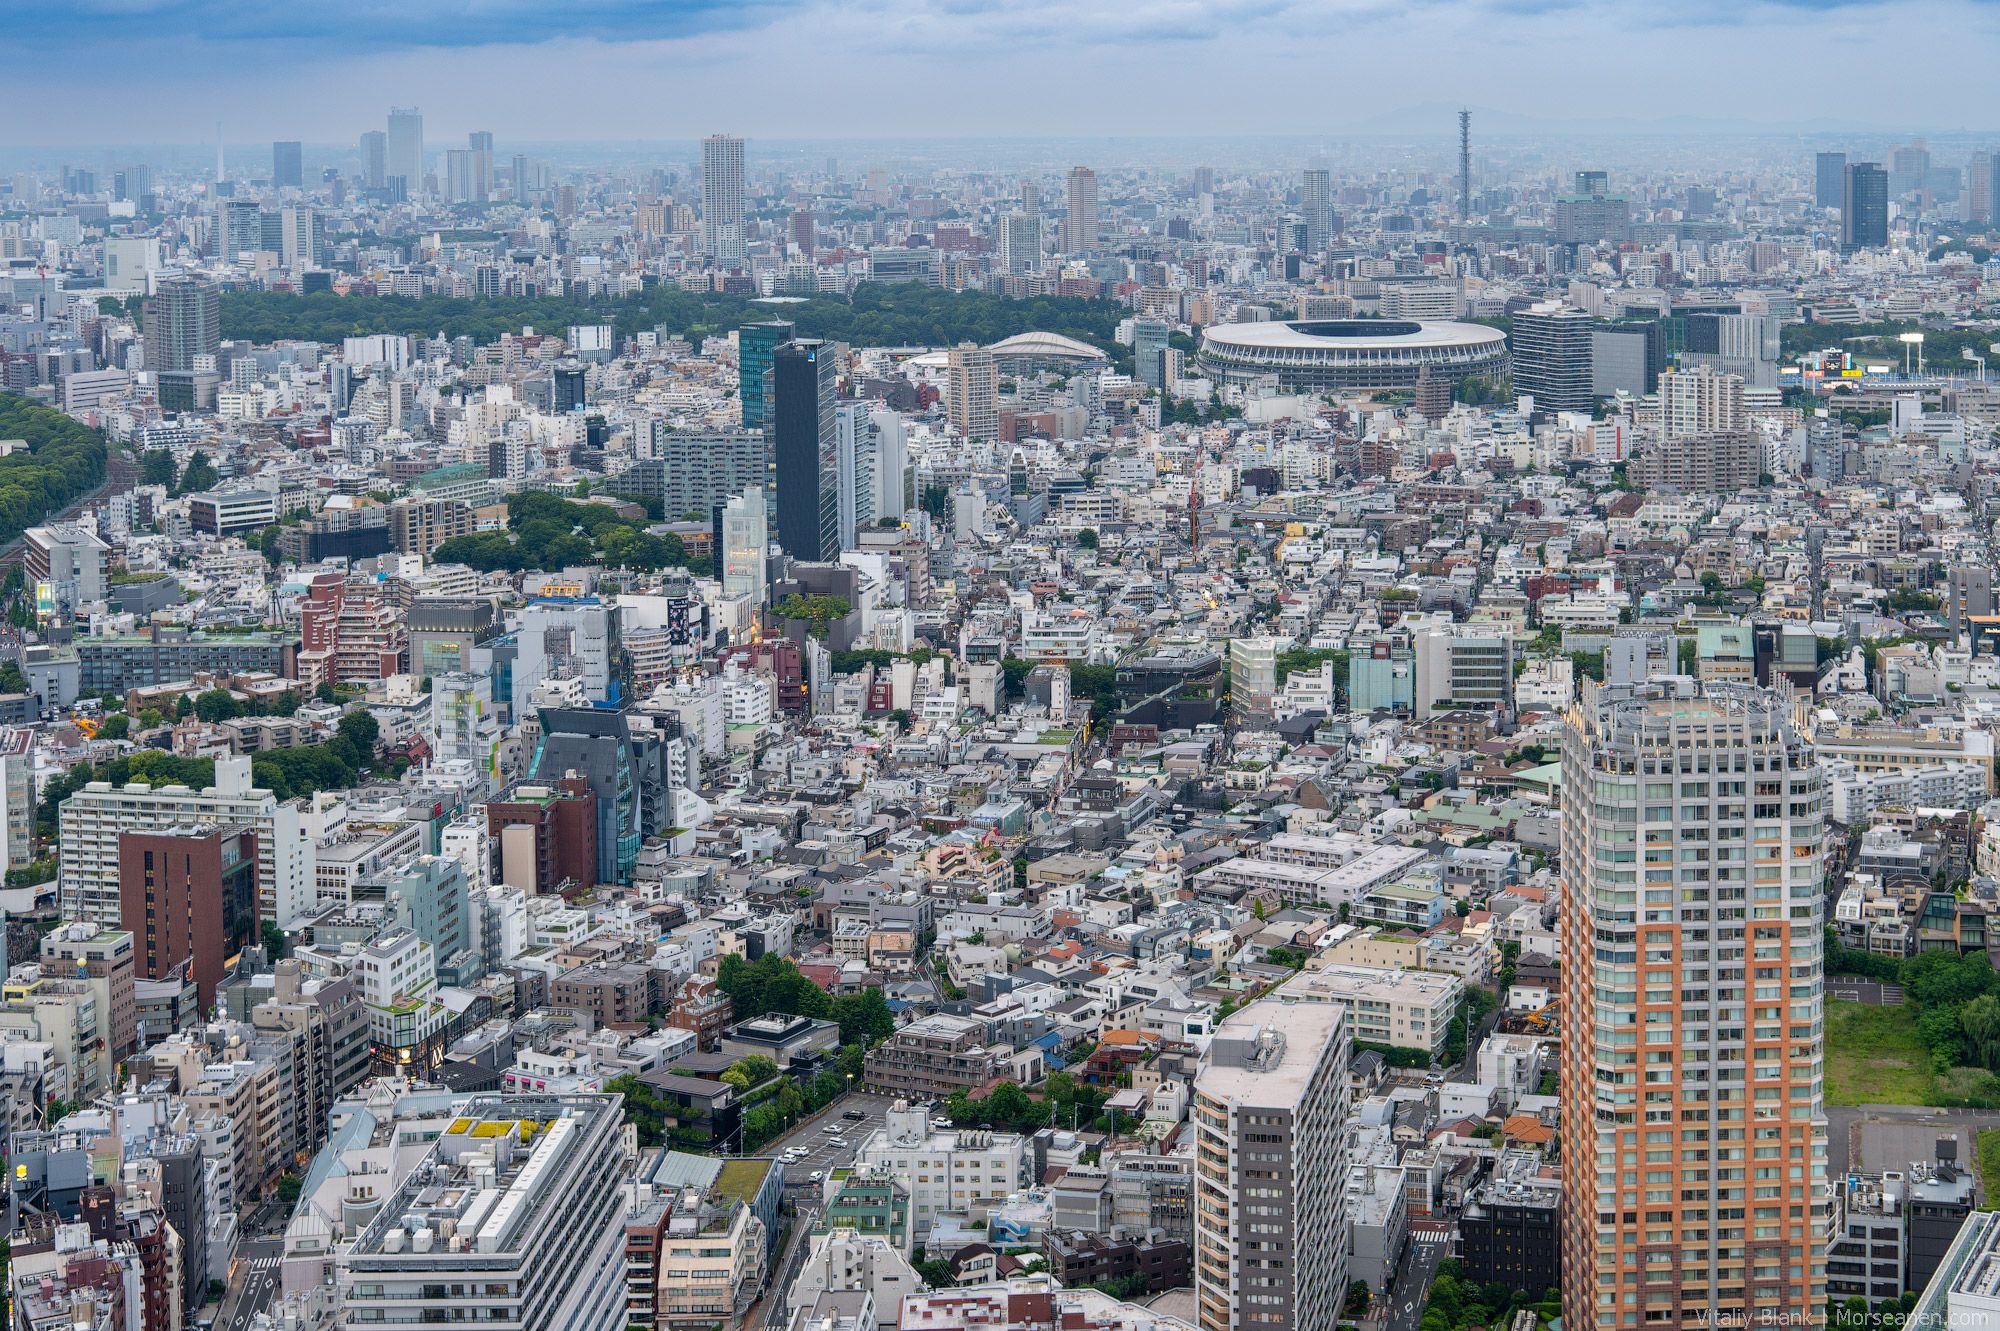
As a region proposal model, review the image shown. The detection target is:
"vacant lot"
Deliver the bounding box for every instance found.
[1825,1000,1933,1107]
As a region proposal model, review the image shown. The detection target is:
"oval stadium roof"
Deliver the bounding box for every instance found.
[985,331,1107,361]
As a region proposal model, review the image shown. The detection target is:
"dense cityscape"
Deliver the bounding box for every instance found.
[10,108,2000,1331]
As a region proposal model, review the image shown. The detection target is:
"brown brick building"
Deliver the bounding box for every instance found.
[862,1012,1006,1100]
[550,962,659,1027]
[119,823,258,1011]
[1625,430,1760,493]
[666,975,732,1051]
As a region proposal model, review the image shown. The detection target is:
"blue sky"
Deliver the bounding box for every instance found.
[9,0,2000,145]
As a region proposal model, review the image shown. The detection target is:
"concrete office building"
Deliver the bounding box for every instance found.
[1591,322,1665,398]
[771,340,839,562]
[510,597,617,714]
[526,706,672,885]
[273,141,302,189]
[0,729,34,869]
[1274,963,1462,1059]
[1816,152,1846,209]
[467,130,494,201]
[119,823,259,1012]
[386,108,423,193]
[703,134,746,265]
[997,212,1039,274]
[620,429,768,518]
[39,920,137,1062]
[23,523,109,618]
[1558,680,1829,1327]
[721,488,769,602]
[855,1100,1030,1239]
[1909,1149,1978,1298]
[1948,565,1994,645]
[334,1096,631,1331]
[1301,167,1333,253]
[222,200,263,258]
[361,131,387,189]
[61,756,312,930]
[1459,1148,1563,1296]
[1554,193,1631,245]
[1192,999,1351,1331]
[834,403,877,553]
[1134,318,1171,393]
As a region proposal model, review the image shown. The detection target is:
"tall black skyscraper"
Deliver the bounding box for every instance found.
[770,339,839,562]
[1842,162,1889,251]
[553,362,586,415]
[273,141,303,189]
[1815,151,1846,209]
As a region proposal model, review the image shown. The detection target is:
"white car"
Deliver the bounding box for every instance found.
[828,1138,847,1148]
[822,1123,841,1133]
[810,1171,825,1182]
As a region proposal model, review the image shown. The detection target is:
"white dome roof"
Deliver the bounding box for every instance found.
[985,331,1107,360]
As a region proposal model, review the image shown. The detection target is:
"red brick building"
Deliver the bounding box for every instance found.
[666,975,732,1051]
[119,823,258,1011]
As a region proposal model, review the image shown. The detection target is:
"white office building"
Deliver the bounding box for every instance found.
[330,1095,631,1331]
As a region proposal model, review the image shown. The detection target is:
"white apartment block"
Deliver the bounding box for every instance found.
[1192,999,1351,1331]
[1274,964,1464,1058]
[59,755,313,927]
[857,1101,1029,1238]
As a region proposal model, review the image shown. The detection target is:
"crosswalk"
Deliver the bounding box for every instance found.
[1409,1230,1454,1246]
[248,1258,281,1271]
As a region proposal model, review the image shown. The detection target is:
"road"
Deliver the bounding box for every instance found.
[734,1091,911,1331]
[1383,1222,1454,1331]
[742,1202,821,1331]
[220,1235,283,1331]
[1827,980,1905,1005]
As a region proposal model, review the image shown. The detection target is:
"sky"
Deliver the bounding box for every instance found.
[9,0,2000,148]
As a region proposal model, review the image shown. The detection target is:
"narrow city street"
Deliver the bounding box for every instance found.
[1383,1223,1455,1331]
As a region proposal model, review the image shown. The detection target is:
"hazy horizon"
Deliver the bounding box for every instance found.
[16,0,2000,150]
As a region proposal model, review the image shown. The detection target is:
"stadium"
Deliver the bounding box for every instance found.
[1195,319,1508,393]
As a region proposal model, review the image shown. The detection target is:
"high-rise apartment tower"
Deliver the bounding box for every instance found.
[702,134,746,265]
[1558,680,1829,1330]
[1061,165,1098,255]
[1192,997,1352,1331]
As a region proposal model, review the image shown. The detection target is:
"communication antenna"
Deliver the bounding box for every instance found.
[1458,110,1472,224]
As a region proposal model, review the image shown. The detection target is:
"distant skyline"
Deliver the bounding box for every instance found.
[14,0,2000,146]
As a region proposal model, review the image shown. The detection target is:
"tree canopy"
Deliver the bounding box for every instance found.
[0,395,110,545]
[432,488,693,574]
[216,283,1129,360]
